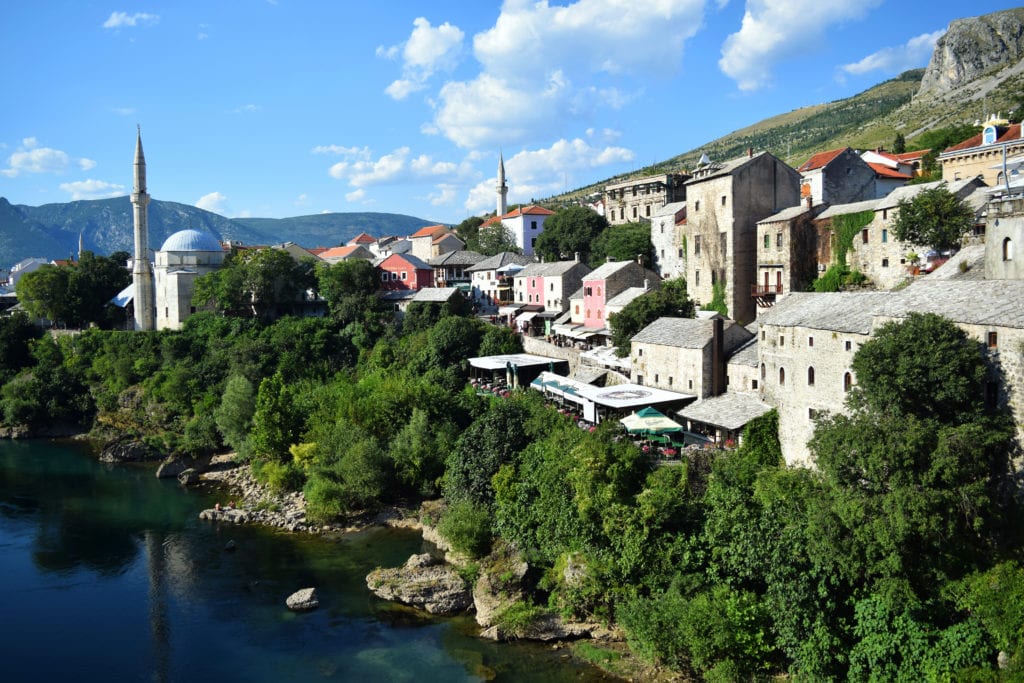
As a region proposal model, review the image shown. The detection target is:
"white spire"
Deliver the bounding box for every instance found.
[131,126,155,331]
[496,151,508,217]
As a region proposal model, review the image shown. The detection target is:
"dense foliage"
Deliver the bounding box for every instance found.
[892,186,976,252]
[15,251,131,328]
[2,288,1021,680]
[608,278,696,357]
[534,206,609,264]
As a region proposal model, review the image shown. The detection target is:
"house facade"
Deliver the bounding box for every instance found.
[754,201,825,307]
[376,253,434,291]
[501,205,554,257]
[580,259,661,329]
[604,173,689,225]
[429,250,485,289]
[682,151,801,325]
[651,201,687,279]
[797,147,877,205]
[630,315,753,397]
[940,117,1024,187]
[468,252,534,305]
[513,259,592,312]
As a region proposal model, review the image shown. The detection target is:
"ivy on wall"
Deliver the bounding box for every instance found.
[830,210,875,266]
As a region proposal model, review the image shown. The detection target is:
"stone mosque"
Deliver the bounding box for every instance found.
[129,128,225,331]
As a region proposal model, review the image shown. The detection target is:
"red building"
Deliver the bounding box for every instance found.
[376,253,434,291]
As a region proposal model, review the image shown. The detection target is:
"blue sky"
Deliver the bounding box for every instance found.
[0,1,1018,230]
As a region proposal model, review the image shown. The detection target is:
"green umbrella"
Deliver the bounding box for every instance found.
[620,406,683,435]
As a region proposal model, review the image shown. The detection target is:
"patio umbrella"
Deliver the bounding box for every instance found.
[620,406,683,436]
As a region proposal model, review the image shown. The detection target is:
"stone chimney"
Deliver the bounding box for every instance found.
[574,251,580,262]
[711,317,725,396]
[747,147,753,158]
[636,253,643,265]
[643,278,650,291]
[806,196,813,209]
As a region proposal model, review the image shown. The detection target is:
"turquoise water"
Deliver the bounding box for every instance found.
[0,440,613,682]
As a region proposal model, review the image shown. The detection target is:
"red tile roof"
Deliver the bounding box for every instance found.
[892,149,929,162]
[307,247,329,256]
[944,124,1022,153]
[410,224,448,238]
[320,245,363,259]
[501,204,555,218]
[347,232,376,245]
[866,163,912,180]
[797,148,848,173]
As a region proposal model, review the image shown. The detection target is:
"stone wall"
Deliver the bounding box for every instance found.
[521,335,582,375]
[986,201,1024,280]
[631,343,707,396]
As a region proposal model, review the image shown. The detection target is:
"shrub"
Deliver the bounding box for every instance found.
[438,500,493,558]
[252,459,305,493]
[304,474,346,524]
[494,601,549,638]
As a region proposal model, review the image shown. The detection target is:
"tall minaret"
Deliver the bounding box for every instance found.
[496,151,508,217]
[131,126,155,331]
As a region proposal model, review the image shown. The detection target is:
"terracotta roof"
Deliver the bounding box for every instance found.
[410,224,448,238]
[347,232,376,245]
[797,147,847,173]
[892,150,928,162]
[501,205,555,218]
[481,215,502,227]
[307,247,329,256]
[432,232,464,245]
[944,124,1022,153]
[319,245,366,259]
[867,163,912,180]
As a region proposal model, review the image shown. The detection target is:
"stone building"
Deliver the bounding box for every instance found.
[758,281,1024,466]
[580,258,661,330]
[513,258,591,312]
[651,201,687,279]
[726,330,760,393]
[604,173,689,225]
[682,151,801,324]
[984,195,1024,279]
[630,315,753,397]
[754,201,826,308]
[940,117,1024,186]
[796,147,877,205]
[153,229,227,330]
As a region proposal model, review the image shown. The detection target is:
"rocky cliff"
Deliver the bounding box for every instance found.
[918,8,1024,95]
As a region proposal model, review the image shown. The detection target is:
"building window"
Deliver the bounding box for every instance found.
[638,348,643,356]
[711,270,717,285]
[575,304,580,314]
[861,229,869,244]
[695,200,700,211]
[988,331,998,348]
[882,258,889,268]
[531,238,536,248]
[661,249,665,258]
[668,377,673,386]
[620,208,624,220]
[779,367,786,385]
[586,309,591,318]
[808,336,814,347]
[597,286,602,296]
[845,340,852,351]
[776,232,783,247]
[688,379,693,390]
[654,374,659,383]
[764,233,769,249]
[584,286,592,296]
[721,195,726,206]
[779,335,784,347]
[761,329,765,341]
[550,283,554,291]
[760,363,766,380]
[807,366,815,386]
[597,310,603,319]
[637,375,643,385]
[809,408,817,420]
[694,235,701,255]
[531,279,536,288]
[646,205,651,217]
[882,229,888,243]
[695,270,700,286]
[844,372,853,392]
[381,272,388,281]
[400,271,407,280]
[1004,237,1014,261]
[752,379,758,390]
[632,206,637,218]
[531,220,537,230]
[678,248,683,257]
[391,272,398,280]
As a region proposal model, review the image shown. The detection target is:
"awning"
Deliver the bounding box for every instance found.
[516,311,539,323]
[498,305,523,315]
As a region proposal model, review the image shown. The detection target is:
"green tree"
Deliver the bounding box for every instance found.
[315,258,379,323]
[591,222,652,265]
[476,223,521,256]
[891,186,975,252]
[534,206,608,263]
[248,371,304,462]
[608,278,695,356]
[16,265,72,325]
[214,374,256,452]
[454,215,485,251]
[892,132,906,154]
[0,313,42,383]
[66,250,132,327]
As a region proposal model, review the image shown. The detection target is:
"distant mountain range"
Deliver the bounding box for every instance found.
[0,196,435,267]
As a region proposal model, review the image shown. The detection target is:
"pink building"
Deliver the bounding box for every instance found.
[580,259,661,329]
[376,253,434,291]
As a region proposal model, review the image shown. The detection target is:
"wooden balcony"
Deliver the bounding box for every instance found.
[751,284,783,307]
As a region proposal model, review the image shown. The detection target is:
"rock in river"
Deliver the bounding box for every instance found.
[286,587,320,611]
[366,553,472,615]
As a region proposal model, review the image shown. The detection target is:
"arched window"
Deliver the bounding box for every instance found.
[779,367,786,386]
[807,366,815,386]
[760,363,766,380]
[843,372,853,393]
[1004,237,1014,261]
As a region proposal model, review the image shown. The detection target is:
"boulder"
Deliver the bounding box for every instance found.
[480,613,604,642]
[366,553,472,615]
[286,587,319,611]
[156,456,189,479]
[473,550,529,628]
[177,468,199,486]
[98,438,156,463]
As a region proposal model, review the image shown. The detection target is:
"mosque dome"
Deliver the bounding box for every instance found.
[159,229,223,252]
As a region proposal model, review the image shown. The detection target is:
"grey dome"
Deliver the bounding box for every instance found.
[159,229,223,252]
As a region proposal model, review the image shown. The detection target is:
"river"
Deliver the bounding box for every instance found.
[0,439,614,682]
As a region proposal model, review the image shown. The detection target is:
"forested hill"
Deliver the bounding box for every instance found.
[0,196,434,267]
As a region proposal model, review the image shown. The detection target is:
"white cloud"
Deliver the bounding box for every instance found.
[103,12,159,29]
[840,30,945,77]
[430,0,704,148]
[428,184,458,206]
[464,138,633,212]
[78,158,97,171]
[382,17,464,100]
[346,188,367,202]
[294,193,309,206]
[232,104,260,113]
[327,146,474,188]
[311,144,371,157]
[720,0,883,91]
[195,191,229,214]
[2,140,71,177]
[59,180,125,200]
